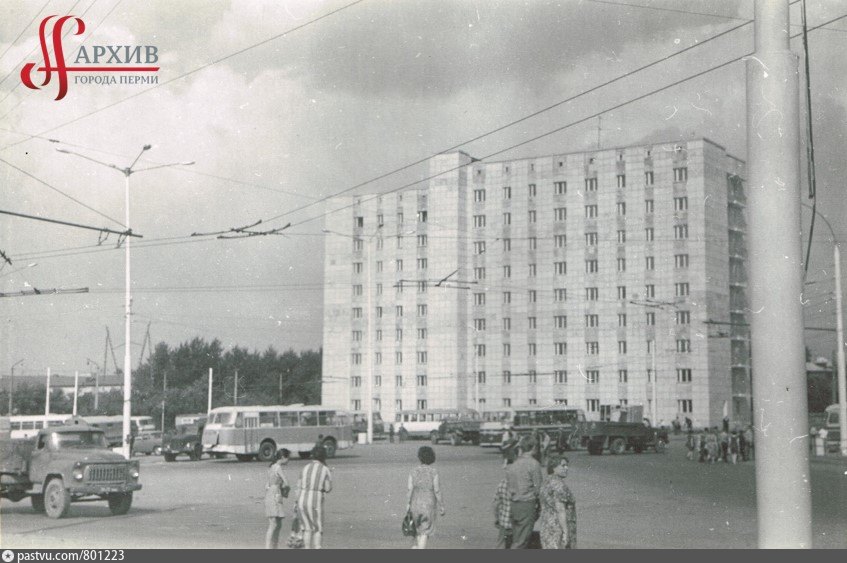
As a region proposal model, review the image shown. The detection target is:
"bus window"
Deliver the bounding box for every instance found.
[279,413,298,427]
[22,421,35,430]
[299,412,317,426]
[828,411,840,425]
[234,413,244,428]
[259,412,277,428]
[11,422,21,430]
[318,412,331,426]
[46,420,64,427]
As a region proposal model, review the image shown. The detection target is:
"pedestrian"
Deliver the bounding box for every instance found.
[706,428,719,463]
[398,423,406,443]
[673,416,681,436]
[729,431,740,464]
[685,431,697,461]
[538,453,576,549]
[264,448,291,549]
[685,417,693,433]
[405,446,445,549]
[493,448,516,548]
[315,434,325,450]
[698,430,708,463]
[501,427,515,468]
[507,435,543,549]
[719,428,729,463]
[389,423,395,444]
[744,425,755,461]
[722,416,730,433]
[296,445,332,549]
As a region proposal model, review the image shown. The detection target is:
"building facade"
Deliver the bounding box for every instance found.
[322,138,750,427]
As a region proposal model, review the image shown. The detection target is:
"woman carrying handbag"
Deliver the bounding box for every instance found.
[264,448,291,549]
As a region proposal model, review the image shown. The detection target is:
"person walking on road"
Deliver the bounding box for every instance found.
[538,454,576,549]
[406,446,445,549]
[296,445,333,549]
[493,448,516,548]
[264,448,291,549]
[507,435,543,548]
[743,425,755,461]
[389,423,395,444]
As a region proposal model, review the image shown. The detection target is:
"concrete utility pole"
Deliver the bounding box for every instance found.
[234,370,239,406]
[835,245,847,456]
[8,359,23,414]
[73,371,79,416]
[44,367,51,416]
[746,0,812,547]
[207,368,213,415]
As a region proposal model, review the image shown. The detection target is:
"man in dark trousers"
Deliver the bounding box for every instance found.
[506,435,543,549]
[388,423,395,444]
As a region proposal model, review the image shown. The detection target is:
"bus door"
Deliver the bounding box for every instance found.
[243,412,260,454]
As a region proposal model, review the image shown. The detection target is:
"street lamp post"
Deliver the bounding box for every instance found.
[57,146,194,459]
[802,203,847,457]
[8,359,23,414]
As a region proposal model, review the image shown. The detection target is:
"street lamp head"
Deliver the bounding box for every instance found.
[182,161,195,166]
[142,144,152,151]
[56,148,71,154]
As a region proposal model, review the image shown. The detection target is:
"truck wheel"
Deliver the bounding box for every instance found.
[164,453,176,462]
[108,492,133,516]
[567,436,582,451]
[450,433,460,446]
[235,454,254,462]
[44,479,70,519]
[257,440,277,462]
[610,438,626,455]
[430,431,440,445]
[31,494,45,513]
[634,443,644,454]
[322,438,337,458]
[587,440,604,455]
[655,440,667,454]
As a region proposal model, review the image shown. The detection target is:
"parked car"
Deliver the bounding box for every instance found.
[133,430,163,456]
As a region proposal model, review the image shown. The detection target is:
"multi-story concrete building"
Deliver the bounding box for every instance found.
[322,138,750,427]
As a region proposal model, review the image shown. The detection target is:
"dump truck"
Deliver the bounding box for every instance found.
[0,416,142,518]
[572,406,669,455]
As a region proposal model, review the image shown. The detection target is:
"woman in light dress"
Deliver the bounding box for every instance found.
[538,454,576,549]
[264,448,291,549]
[405,446,445,549]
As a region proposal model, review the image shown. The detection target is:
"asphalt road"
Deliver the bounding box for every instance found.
[2,437,845,549]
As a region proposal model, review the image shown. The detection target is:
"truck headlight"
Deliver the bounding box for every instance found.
[72,467,84,481]
[129,462,140,479]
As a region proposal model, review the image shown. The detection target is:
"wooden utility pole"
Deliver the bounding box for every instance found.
[746,0,812,547]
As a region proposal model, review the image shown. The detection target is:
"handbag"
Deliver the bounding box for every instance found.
[401,511,417,537]
[279,483,291,498]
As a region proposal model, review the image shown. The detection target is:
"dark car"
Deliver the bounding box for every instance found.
[133,430,163,456]
[162,423,205,462]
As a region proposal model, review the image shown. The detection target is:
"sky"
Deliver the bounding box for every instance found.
[1,0,846,383]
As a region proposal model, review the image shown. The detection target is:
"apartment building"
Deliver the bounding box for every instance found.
[322,138,749,427]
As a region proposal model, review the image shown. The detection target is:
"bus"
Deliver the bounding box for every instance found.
[9,414,72,440]
[478,405,587,450]
[823,404,843,452]
[478,409,515,447]
[394,408,480,441]
[202,405,354,462]
[343,411,385,439]
[174,413,207,427]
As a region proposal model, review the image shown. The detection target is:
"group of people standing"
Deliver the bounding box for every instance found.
[264,445,332,549]
[685,423,755,464]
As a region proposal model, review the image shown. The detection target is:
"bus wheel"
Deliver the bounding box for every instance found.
[257,440,277,462]
[322,439,337,458]
[430,431,440,445]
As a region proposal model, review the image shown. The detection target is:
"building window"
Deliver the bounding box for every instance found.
[395,399,403,411]
[396,282,404,295]
[645,227,654,242]
[585,178,598,191]
[677,368,692,383]
[474,267,486,280]
[503,265,512,278]
[617,174,626,188]
[558,261,569,275]
[528,210,536,223]
[646,312,655,326]
[353,284,363,296]
[474,189,486,202]
[376,329,383,341]
[587,371,600,384]
[554,398,568,406]
[555,315,567,329]
[395,351,403,364]
[474,241,486,254]
[645,284,655,298]
[645,199,654,214]
[397,212,404,225]
[417,374,428,386]
[585,260,597,274]
[617,286,627,300]
[417,281,427,293]
[674,224,689,240]
[396,375,403,388]
[477,371,486,384]
[645,256,654,270]
[416,351,427,364]
[353,239,364,252]
[586,341,600,355]
[676,339,691,353]
[396,259,404,272]
[474,293,486,306]
[418,210,428,223]
[503,318,511,330]
[585,232,598,246]
[474,318,486,331]
[352,399,362,410]
[528,289,537,302]
[353,307,363,319]
[585,314,599,328]
[529,264,537,277]
[616,202,626,216]
[503,186,512,199]
[555,342,567,355]
[645,171,654,185]
[417,234,428,247]
[417,400,427,410]
[353,262,363,274]
[555,234,567,248]
[417,304,428,316]
[675,254,689,268]
[502,239,512,251]
[528,316,537,329]
[675,283,690,297]
[503,398,512,407]
[375,353,382,365]
[674,167,688,182]
[375,261,384,273]
[647,368,654,383]
[618,341,627,354]
[555,370,567,384]
[503,212,512,225]
[352,330,363,342]
[555,288,567,302]
[617,258,626,272]
[376,283,383,295]
[585,205,598,218]
[529,237,537,250]
[617,230,626,244]
[554,181,567,195]
[503,292,512,304]
[528,343,537,356]
[678,399,693,413]
[618,313,627,327]
[376,238,384,251]
[396,235,403,249]
[528,184,537,197]
[417,258,428,270]
[473,215,486,228]
[356,216,364,228]
[417,328,428,340]
[674,196,689,212]
[555,207,567,221]
[528,370,537,383]
[476,344,486,357]
[618,369,628,383]
[351,354,362,366]
[503,371,512,384]
[586,287,599,301]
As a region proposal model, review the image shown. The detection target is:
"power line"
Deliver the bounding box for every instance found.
[0,0,53,64]
[583,0,748,21]
[0,208,140,238]
[0,0,368,151]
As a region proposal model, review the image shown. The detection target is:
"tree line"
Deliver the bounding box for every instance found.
[1,338,322,430]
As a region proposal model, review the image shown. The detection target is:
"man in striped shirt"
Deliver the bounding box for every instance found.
[296,445,333,549]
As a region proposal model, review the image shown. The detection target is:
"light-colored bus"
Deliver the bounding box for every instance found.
[202,405,354,462]
[823,404,843,452]
[394,408,480,441]
[478,409,515,447]
[9,414,72,440]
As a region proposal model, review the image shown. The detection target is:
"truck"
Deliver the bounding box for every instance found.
[431,415,481,446]
[572,406,669,455]
[162,418,207,462]
[0,417,142,518]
